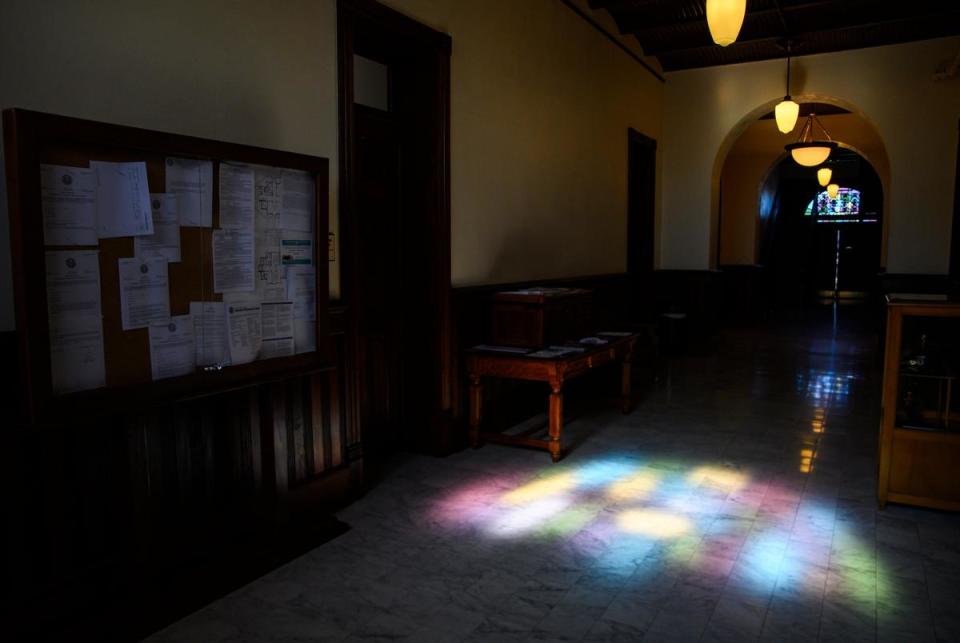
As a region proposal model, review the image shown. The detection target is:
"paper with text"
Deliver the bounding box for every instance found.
[165,157,212,227]
[260,301,294,359]
[279,170,314,232]
[40,164,98,246]
[219,162,255,230]
[225,298,262,365]
[118,257,170,330]
[213,229,255,293]
[255,229,285,301]
[254,166,282,230]
[189,301,230,367]
[91,161,153,238]
[45,250,106,393]
[135,193,181,262]
[286,265,316,321]
[149,314,196,380]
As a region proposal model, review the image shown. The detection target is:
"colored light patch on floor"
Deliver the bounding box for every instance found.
[499,472,575,506]
[487,495,573,537]
[617,509,692,539]
[687,465,748,492]
[606,470,661,502]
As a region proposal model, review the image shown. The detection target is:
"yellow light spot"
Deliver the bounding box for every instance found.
[607,471,660,501]
[617,509,692,539]
[686,465,748,492]
[800,448,815,473]
[500,473,575,506]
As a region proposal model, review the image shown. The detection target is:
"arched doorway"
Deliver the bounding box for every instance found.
[758,148,883,308]
[714,98,890,312]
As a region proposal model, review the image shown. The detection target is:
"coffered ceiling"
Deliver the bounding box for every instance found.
[587,0,960,71]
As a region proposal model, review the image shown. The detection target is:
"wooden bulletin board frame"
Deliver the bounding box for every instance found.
[4,109,331,424]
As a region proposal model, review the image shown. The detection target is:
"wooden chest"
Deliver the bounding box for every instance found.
[491,288,592,348]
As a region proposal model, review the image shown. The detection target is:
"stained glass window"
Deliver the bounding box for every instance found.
[804,188,861,217]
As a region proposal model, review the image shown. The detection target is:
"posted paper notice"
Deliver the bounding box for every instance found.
[40,164,98,246]
[118,257,171,330]
[45,250,106,394]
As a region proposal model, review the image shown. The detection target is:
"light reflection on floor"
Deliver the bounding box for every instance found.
[431,455,887,617]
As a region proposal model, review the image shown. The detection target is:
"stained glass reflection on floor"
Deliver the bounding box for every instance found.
[148,310,960,642]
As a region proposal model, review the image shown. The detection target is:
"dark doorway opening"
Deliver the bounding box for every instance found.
[759,148,884,309]
[951,118,960,285]
[338,0,453,472]
[627,128,657,317]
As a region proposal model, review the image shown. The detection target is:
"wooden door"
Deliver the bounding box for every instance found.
[354,104,404,455]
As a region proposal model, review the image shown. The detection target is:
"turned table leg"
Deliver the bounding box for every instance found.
[548,383,563,462]
[621,358,632,414]
[469,375,483,448]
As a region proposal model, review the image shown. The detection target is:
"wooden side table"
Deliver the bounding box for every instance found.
[466,334,637,462]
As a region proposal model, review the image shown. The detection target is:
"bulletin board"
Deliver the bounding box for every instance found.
[3,109,331,423]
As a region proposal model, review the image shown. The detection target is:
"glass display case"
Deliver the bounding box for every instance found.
[879,294,960,511]
[896,315,960,431]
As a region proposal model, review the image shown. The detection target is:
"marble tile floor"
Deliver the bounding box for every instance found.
[148,313,960,642]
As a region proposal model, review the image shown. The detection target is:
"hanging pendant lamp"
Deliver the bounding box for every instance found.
[827,183,840,199]
[775,51,799,134]
[707,0,747,47]
[786,113,838,167]
[817,167,833,187]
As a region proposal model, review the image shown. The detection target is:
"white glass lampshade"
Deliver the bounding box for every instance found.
[775,98,799,134]
[706,0,747,47]
[827,183,840,199]
[817,167,833,187]
[787,143,834,167]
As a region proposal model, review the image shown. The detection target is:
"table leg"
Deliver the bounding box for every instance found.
[469,375,482,448]
[548,384,563,462]
[621,358,632,414]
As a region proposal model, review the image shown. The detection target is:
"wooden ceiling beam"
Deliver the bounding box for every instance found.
[656,13,960,70]
[636,3,957,56]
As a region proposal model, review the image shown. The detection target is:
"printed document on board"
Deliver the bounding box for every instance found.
[148,314,196,380]
[165,157,213,227]
[44,250,106,393]
[118,257,171,330]
[40,164,98,246]
[90,161,154,238]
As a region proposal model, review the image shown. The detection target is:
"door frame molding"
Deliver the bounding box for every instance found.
[337,0,454,458]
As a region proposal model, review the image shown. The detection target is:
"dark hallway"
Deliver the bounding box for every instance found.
[149,309,960,641]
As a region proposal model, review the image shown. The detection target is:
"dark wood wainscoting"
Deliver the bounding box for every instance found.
[2,307,360,640]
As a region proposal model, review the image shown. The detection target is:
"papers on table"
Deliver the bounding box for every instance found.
[226,298,262,365]
[213,229,255,293]
[219,162,255,230]
[44,250,106,394]
[40,164,98,246]
[279,170,314,232]
[190,301,230,367]
[255,229,285,301]
[91,161,153,238]
[135,193,181,262]
[286,265,316,321]
[148,315,195,380]
[165,157,212,227]
[472,345,531,355]
[261,301,294,359]
[118,257,170,330]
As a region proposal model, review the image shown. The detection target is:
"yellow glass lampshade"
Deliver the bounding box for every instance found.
[817,167,832,187]
[775,98,799,134]
[787,143,835,167]
[706,0,747,47]
[827,183,840,199]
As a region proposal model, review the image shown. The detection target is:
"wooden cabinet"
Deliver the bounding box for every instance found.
[491,288,592,348]
[878,294,960,511]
